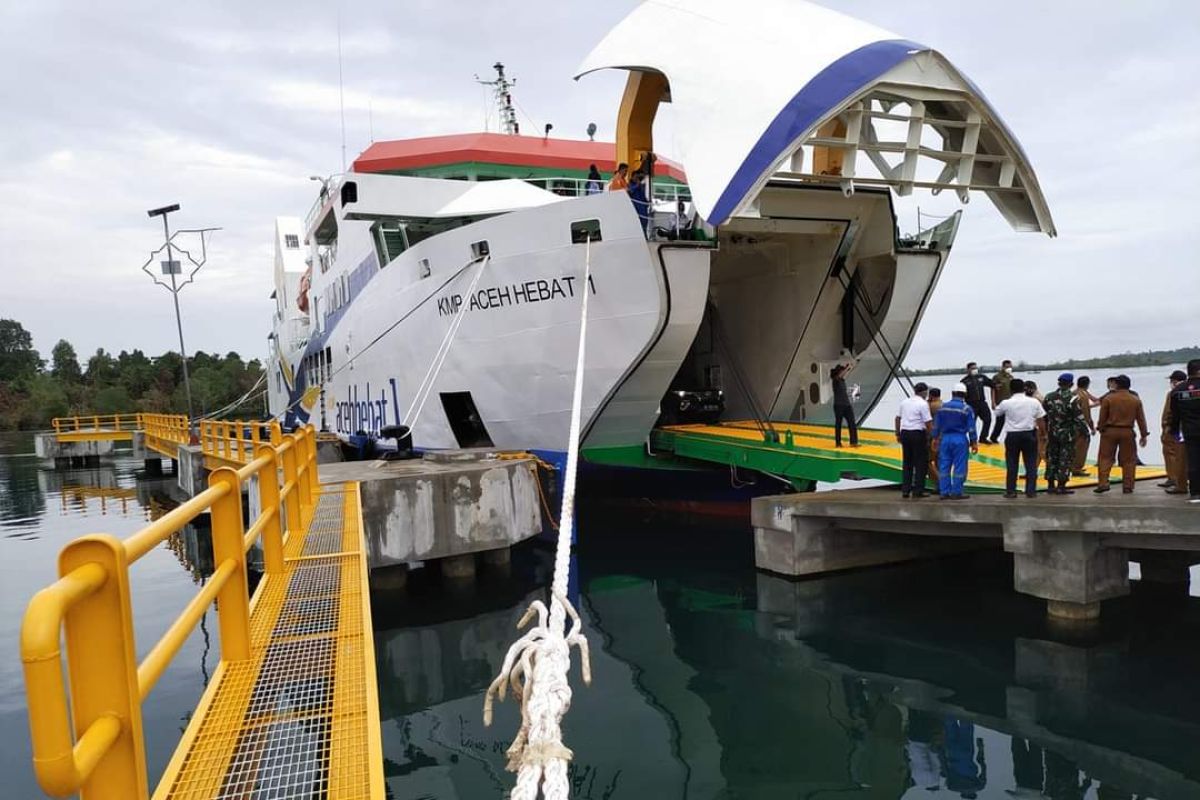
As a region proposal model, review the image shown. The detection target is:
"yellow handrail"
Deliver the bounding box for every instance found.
[199,418,274,465]
[51,413,143,434]
[21,422,319,799]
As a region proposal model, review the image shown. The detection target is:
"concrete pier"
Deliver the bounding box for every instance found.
[752,486,1200,619]
[34,432,114,466]
[319,449,542,573]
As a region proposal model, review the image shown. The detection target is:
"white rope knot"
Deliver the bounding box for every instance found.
[483,592,591,798]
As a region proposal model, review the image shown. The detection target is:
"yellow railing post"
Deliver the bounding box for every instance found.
[269,420,282,446]
[207,469,252,661]
[280,434,302,539]
[30,535,148,799]
[305,425,320,499]
[296,432,313,516]
[253,444,285,575]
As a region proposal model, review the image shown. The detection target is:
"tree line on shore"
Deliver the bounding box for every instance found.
[0,318,265,430]
[910,345,1200,377]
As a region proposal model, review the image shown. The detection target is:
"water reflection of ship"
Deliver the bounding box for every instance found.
[373,549,703,799]
[569,520,1200,800]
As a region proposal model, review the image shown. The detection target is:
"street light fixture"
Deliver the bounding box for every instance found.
[141,205,220,431]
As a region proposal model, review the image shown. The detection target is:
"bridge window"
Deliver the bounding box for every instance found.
[470,240,490,260]
[571,219,602,244]
[419,258,431,279]
[284,234,300,249]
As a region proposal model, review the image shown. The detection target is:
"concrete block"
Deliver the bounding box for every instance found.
[34,433,115,463]
[176,445,208,497]
[320,453,541,569]
[1013,530,1128,606]
[754,515,985,577]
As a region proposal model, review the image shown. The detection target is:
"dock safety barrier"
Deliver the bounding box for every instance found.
[199,419,276,466]
[21,424,320,798]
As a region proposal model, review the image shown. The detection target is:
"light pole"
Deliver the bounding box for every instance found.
[142,205,220,432]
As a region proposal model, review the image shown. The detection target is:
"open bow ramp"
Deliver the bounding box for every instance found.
[577,0,1056,234]
[652,422,1164,492]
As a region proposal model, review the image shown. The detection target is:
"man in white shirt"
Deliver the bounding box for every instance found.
[994,378,1046,497]
[894,382,933,498]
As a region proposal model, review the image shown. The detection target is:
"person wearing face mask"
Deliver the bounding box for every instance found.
[988,360,1015,443]
[961,362,994,445]
[1042,373,1089,495]
[1094,374,1149,494]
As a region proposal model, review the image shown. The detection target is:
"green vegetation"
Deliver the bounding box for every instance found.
[911,345,1200,376]
[0,318,265,430]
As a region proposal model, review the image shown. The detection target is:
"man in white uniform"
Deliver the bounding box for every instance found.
[994,378,1046,498]
[894,382,933,498]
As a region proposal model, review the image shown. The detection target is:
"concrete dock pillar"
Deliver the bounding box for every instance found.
[753,512,985,577]
[1012,531,1128,621]
[439,553,477,581]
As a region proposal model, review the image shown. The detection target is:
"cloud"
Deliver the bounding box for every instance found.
[2,0,1197,377]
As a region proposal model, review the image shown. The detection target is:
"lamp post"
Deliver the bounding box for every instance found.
[142,205,220,432]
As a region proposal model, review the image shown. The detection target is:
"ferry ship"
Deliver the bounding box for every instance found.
[266,0,1054,485]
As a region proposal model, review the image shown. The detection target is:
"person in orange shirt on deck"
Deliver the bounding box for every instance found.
[606,162,629,192]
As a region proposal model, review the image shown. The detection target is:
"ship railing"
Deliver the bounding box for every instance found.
[525,175,693,203]
[20,422,318,798]
[303,173,344,237]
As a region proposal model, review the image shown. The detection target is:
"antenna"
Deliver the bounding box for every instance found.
[475,62,520,135]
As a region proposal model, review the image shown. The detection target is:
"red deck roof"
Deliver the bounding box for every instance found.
[352,132,687,183]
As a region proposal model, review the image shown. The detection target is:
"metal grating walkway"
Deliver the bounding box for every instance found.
[155,484,384,800]
[654,421,1166,492]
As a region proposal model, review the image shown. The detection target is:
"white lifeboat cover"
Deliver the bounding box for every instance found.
[577,0,1053,234]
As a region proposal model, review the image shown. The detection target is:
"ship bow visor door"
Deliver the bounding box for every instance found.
[576,0,1055,235]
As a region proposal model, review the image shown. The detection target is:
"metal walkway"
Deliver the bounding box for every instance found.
[156,484,382,800]
[22,424,384,800]
[654,421,1166,492]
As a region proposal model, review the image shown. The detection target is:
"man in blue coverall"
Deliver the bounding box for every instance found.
[933,382,980,499]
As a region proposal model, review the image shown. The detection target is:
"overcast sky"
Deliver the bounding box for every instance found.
[2,0,1196,369]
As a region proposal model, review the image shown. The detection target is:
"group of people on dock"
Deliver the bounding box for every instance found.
[889,359,1200,501]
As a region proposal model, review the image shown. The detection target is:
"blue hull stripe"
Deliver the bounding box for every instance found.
[709,38,926,226]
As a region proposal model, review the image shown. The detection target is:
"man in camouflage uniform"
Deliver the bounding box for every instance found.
[1042,373,1089,494]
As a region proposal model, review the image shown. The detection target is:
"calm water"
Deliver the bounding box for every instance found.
[0,432,218,798]
[377,514,1200,799]
[4,364,1199,800]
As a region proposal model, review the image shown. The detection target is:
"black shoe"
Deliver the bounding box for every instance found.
[1165,488,1189,495]
[1057,488,1075,495]
[1004,492,1018,498]
[1094,485,1110,494]
[913,492,930,498]
[951,494,971,500]
[1158,480,1176,489]
[1025,492,1037,498]
[1123,488,1134,494]
[902,492,910,498]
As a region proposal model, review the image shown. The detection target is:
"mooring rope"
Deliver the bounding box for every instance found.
[483,239,593,800]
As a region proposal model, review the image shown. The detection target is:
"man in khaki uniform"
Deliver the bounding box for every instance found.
[927,388,943,489]
[1094,375,1149,494]
[1072,376,1098,476]
[1163,369,1188,493]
